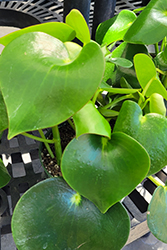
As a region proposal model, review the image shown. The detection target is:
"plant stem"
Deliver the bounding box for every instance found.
[102,94,132,110]
[68,118,75,130]
[52,125,62,166]
[148,175,164,187]
[38,130,55,159]
[92,88,101,104]
[154,43,159,55]
[22,132,55,144]
[160,36,166,52]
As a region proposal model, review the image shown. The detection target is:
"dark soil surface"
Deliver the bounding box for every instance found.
[41,122,75,177]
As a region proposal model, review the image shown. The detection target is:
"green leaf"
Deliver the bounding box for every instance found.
[101,87,140,94]
[73,101,111,138]
[0,32,105,139]
[65,9,90,45]
[114,100,167,175]
[98,108,119,118]
[149,93,166,116]
[95,10,136,46]
[124,0,167,45]
[0,22,76,46]
[106,56,133,68]
[0,159,11,188]
[134,54,167,99]
[61,132,150,213]
[0,91,8,131]
[12,177,130,250]
[147,185,167,243]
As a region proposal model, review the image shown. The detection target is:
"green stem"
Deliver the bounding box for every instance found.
[68,118,75,130]
[154,43,159,55]
[52,125,62,166]
[92,88,101,104]
[103,94,132,110]
[148,175,164,187]
[160,37,166,52]
[38,130,55,159]
[22,132,55,144]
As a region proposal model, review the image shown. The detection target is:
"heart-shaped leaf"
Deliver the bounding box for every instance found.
[0,32,105,139]
[147,185,167,243]
[66,9,90,45]
[113,100,167,175]
[73,101,111,138]
[61,132,150,213]
[124,0,167,45]
[134,53,167,99]
[95,10,136,46]
[0,22,76,46]
[0,159,11,188]
[12,177,130,250]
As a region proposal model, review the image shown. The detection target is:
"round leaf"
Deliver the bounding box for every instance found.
[149,93,166,116]
[61,132,150,213]
[134,53,167,99]
[114,100,167,175]
[95,10,136,46]
[147,185,167,243]
[0,32,105,139]
[12,177,130,250]
[73,101,111,138]
[124,0,167,45]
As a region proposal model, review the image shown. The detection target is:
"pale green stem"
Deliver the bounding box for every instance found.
[148,175,164,187]
[22,131,55,144]
[38,130,55,159]
[68,118,75,130]
[52,125,62,166]
[92,88,101,104]
[154,43,159,55]
[102,94,132,110]
[133,6,145,13]
[160,37,166,52]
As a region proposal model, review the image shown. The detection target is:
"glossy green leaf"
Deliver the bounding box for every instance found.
[95,10,136,46]
[12,177,130,250]
[64,41,82,59]
[0,22,76,46]
[0,159,11,188]
[0,32,105,139]
[124,0,167,45]
[134,54,167,99]
[65,9,90,45]
[114,100,167,175]
[106,56,133,68]
[147,185,167,243]
[73,101,111,138]
[0,91,8,131]
[98,108,119,118]
[61,132,150,213]
[149,93,166,116]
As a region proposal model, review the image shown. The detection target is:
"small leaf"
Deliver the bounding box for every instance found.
[149,93,166,116]
[0,159,11,188]
[65,9,90,45]
[134,53,167,99]
[124,0,167,45]
[73,101,111,138]
[147,185,167,243]
[154,46,167,71]
[0,22,76,46]
[61,132,150,213]
[96,10,136,46]
[106,56,133,68]
[12,177,130,250]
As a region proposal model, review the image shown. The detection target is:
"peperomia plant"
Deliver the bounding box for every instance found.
[0,0,167,248]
